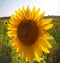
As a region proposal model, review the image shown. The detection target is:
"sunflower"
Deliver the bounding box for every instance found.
[7,6,54,62]
[4,20,8,26]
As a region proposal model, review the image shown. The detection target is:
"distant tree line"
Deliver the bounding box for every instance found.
[0,15,60,19]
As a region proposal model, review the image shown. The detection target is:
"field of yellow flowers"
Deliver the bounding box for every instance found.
[0,17,60,63]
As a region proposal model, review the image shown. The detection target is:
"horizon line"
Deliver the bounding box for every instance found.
[0,15,60,19]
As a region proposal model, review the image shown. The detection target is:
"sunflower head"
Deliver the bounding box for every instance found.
[7,6,54,62]
[4,20,8,26]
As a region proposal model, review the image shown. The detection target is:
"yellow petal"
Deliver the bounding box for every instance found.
[43,33,54,39]
[36,8,40,15]
[7,31,16,36]
[35,52,40,62]
[7,24,18,28]
[31,7,36,19]
[40,37,52,48]
[26,57,29,62]
[9,20,13,24]
[41,18,53,26]
[34,8,40,20]
[11,15,19,22]
[10,37,21,52]
[37,11,45,22]
[22,7,26,17]
[24,52,32,62]
[18,8,25,18]
[10,19,20,26]
[15,10,22,20]
[25,6,31,19]
[8,24,12,27]
[11,43,16,47]
[7,27,17,31]
[44,24,53,30]
[41,45,50,53]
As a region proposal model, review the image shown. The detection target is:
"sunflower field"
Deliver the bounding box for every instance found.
[0,17,60,63]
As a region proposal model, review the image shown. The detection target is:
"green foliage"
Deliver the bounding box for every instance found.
[0,20,12,63]
[46,18,60,63]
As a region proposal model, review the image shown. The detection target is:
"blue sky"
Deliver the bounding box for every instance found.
[0,0,60,17]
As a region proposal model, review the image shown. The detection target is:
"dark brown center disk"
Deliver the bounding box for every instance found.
[17,20,39,46]
[5,22,7,25]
